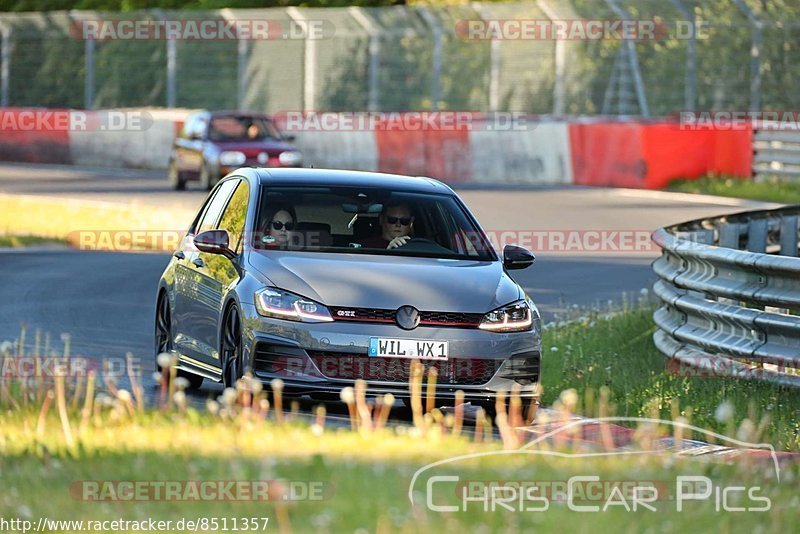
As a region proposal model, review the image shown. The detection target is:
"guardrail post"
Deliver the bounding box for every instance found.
[719,223,741,249]
[780,216,798,257]
[747,219,767,253]
[0,22,10,107]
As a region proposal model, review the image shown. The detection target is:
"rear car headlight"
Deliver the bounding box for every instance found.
[255,287,333,323]
[219,151,246,166]
[278,151,302,166]
[479,299,538,333]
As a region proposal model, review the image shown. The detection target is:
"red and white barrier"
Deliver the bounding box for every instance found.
[69,109,189,169]
[0,108,753,189]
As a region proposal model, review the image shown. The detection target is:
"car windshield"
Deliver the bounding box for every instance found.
[253,186,496,261]
[208,116,282,142]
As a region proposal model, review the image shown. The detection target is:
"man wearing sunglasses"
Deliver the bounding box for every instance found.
[360,203,415,249]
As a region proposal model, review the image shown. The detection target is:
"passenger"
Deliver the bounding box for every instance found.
[360,203,415,249]
[261,204,296,249]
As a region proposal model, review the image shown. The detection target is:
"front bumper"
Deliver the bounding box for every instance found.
[240,302,541,402]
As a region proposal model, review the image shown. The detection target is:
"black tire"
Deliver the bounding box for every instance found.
[199,161,217,191]
[167,160,187,191]
[221,305,244,388]
[155,291,203,389]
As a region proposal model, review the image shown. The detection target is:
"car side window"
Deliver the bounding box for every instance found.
[196,180,238,235]
[217,180,250,254]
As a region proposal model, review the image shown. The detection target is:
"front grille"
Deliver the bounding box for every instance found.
[330,307,482,328]
[419,311,482,327]
[330,307,395,323]
[307,351,502,386]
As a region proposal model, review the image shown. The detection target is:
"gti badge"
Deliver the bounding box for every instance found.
[396,305,420,330]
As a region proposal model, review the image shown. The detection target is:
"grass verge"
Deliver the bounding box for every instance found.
[0,193,193,251]
[667,175,800,204]
[0,380,795,533]
[541,303,800,452]
[0,234,66,248]
[1,309,798,531]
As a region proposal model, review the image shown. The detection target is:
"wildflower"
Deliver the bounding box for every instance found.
[714,400,735,423]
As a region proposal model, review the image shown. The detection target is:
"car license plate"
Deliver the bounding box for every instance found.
[368,337,448,361]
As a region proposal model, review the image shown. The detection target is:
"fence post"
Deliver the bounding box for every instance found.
[417,7,442,111]
[670,0,697,111]
[221,9,247,111]
[0,22,9,107]
[605,0,650,116]
[288,7,316,111]
[84,37,95,109]
[537,0,565,115]
[237,38,248,110]
[472,4,500,112]
[349,7,380,111]
[732,0,762,111]
[166,37,176,108]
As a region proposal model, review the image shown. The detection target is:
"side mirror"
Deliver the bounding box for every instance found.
[503,244,535,270]
[283,134,296,142]
[194,230,236,259]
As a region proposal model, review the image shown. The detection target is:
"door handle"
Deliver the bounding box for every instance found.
[192,257,205,268]
[173,251,185,260]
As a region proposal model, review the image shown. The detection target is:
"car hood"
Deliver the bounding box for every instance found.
[248,251,521,312]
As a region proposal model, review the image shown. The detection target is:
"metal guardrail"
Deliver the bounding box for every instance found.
[651,205,800,387]
[753,126,800,181]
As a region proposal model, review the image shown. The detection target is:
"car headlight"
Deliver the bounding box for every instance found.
[255,288,333,323]
[278,151,302,166]
[219,151,246,166]
[479,299,537,332]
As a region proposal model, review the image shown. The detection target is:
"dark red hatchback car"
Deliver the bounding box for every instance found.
[168,111,303,190]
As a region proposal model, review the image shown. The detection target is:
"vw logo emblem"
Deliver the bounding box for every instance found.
[395,305,420,330]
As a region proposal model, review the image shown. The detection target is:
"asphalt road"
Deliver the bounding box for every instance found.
[0,163,779,411]
[0,248,654,419]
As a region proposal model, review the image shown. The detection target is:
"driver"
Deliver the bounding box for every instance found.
[360,202,415,249]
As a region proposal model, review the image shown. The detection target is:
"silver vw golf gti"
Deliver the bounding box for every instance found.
[155,168,541,409]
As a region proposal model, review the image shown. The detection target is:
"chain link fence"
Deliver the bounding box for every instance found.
[0,0,798,116]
